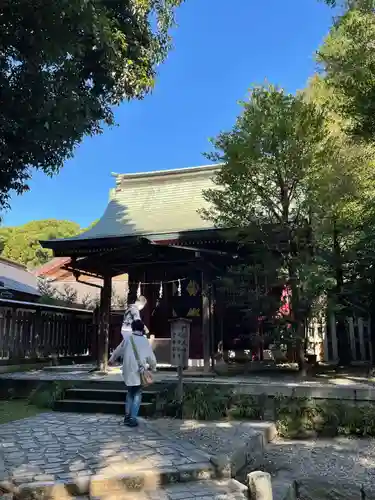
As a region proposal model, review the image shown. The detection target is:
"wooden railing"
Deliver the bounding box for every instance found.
[0,298,93,362]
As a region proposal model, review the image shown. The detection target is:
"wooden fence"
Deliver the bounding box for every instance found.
[307,313,373,363]
[0,298,93,362]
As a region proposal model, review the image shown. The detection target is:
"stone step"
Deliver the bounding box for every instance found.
[43,365,94,373]
[69,380,170,392]
[124,479,249,499]
[16,477,248,500]
[54,399,155,416]
[64,388,158,403]
[14,463,220,498]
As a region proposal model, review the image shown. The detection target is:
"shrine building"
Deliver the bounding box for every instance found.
[40,164,238,370]
[40,164,372,368]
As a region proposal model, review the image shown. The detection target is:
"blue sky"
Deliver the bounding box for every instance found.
[3,0,334,228]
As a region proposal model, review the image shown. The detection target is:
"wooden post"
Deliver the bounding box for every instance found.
[8,306,17,359]
[201,272,211,372]
[209,282,215,369]
[98,274,112,372]
[127,274,140,304]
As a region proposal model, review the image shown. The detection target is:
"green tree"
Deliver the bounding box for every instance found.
[304,74,375,364]
[322,0,374,8]
[0,0,183,209]
[0,219,81,268]
[202,85,337,371]
[317,7,375,140]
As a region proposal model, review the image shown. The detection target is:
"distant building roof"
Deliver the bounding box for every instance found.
[33,257,71,278]
[42,164,220,246]
[0,257,40,297]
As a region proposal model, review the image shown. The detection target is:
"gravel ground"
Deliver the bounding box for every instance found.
[262,437,375,498]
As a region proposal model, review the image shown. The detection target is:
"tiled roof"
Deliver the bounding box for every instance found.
[33,257,71,277]
[0,260,40,296]
[51,164,219,242]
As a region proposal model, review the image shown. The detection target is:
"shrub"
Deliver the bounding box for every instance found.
[275,396,375,438]
[275,395,320,438]
[182,386,230,420]
[158,383,375,438]
[227,393,264,420]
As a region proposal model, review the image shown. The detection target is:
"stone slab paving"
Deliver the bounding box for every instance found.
[0,412,211,486]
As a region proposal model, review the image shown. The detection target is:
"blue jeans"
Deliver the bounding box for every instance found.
[125,385,142,420]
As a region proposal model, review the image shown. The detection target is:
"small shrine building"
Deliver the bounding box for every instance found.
[40,164,238,370]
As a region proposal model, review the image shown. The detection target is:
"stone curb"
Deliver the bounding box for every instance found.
[247,471,297,500]
[12,463,216,499]
[210,421,277,478]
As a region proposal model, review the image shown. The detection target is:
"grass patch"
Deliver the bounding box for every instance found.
[0,400,42,424]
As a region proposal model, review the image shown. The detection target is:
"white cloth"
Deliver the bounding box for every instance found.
[121,304,141,339]
[109,331,157,386]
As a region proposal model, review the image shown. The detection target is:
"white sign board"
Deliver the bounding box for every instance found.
[170,319,191,367]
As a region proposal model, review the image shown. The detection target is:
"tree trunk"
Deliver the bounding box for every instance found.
[287,251,307,374]
[333,220,351,366]
[296,323,307,376]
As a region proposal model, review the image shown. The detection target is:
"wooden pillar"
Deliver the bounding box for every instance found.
[92,305,99,362]
[209,283,216,369]
[97,274,112,372]
[202,271,211,372]
[127,272,140,305]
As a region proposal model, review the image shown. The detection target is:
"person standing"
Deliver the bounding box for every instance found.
[108,319,157,427]
[121,295,149,339]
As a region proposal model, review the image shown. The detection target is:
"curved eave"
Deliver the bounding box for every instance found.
[39,227,230,256]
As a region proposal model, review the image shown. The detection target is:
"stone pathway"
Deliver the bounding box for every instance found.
[2,366,375,389]
[0,413,257,499]
[1,413,211,485]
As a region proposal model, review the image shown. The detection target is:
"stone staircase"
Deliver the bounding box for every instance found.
[53,380,164,417]
[1,408,296,500]
[38,381,297,499]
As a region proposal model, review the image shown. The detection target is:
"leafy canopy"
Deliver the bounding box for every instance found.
[202,85,337,336]
[202,84,332,230]
[0,0,182,209]
[202,84,375,347]
[317,6,375,140]
[0,219,82,268]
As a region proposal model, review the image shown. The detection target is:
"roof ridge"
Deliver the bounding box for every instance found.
[112,163,221,181]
